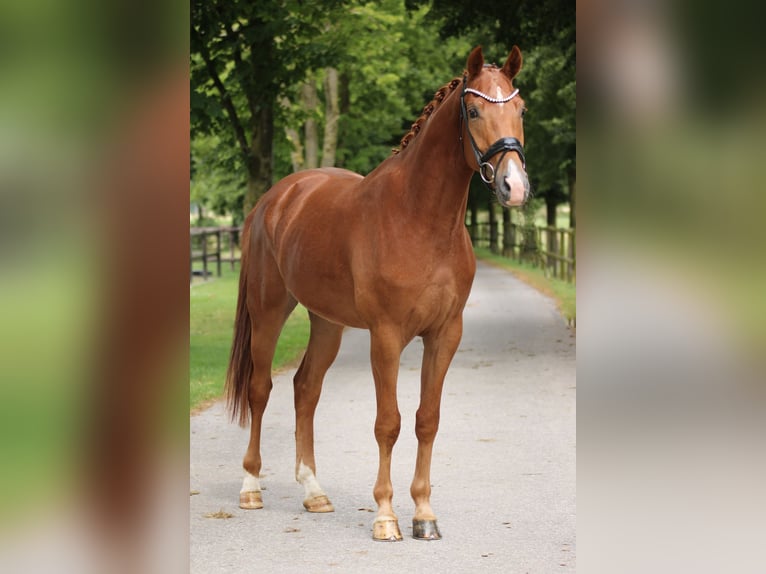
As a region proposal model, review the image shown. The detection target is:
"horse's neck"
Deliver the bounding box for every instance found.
[395,92,474,234]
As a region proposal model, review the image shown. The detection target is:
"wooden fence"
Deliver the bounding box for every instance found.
[190,226,242,281]
[471,222,576,283]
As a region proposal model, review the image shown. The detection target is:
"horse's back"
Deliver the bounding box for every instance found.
[262,167,362,204]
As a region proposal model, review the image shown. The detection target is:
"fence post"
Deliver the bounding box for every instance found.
[201,230,208,280]
[226,228,233,270]
[561,229,567,281]
[509,223,517,260]
[488,204,498,253]
[569,229,576,282]
[544,226,555,277]
[506,222,517,259]
[215,229,222,277]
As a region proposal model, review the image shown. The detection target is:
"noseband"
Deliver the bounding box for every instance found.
[459,75,526,191]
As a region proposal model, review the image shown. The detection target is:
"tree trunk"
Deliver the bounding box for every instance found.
[244,106,274,215]
[284,126,304,173]
[468,192,478,244]
[280,97,304,173]
[502,207,512,257]
[488,200,498,253]
[568,170,576,228]
[321,67,339,168]
[546,194,558,227]
[302,81,319,169]
[521,206,538,263]
[336,72,351,169]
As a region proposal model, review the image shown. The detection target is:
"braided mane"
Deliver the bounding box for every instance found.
[392,77,462,155]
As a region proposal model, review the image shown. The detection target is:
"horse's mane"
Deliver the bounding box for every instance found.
[392,76,462,155]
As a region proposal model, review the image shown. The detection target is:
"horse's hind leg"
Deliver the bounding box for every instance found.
[239,280,297,509]
[293,312,343,513]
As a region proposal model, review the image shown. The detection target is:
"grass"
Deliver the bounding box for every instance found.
[474,246,576,325]
[190,265,311,411]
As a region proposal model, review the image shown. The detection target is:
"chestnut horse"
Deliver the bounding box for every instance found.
[225,45,529,541]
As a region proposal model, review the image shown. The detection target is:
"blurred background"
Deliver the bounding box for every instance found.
[0,0,188,572]
[579,0,766,572]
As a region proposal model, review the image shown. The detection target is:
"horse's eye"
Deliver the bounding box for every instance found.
[468,108,479,119]
[521,107,528,118]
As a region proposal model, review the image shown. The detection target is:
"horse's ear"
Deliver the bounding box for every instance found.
[502,45,523,80]
[466,46,484,78]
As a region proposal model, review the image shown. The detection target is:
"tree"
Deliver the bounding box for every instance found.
[190,134,245,224]
[523,35,576,227]
[276,0,469,178]
[191,0,472,220]
[191,0,346,212]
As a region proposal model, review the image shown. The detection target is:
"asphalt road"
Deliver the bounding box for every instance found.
[190,261,576,573]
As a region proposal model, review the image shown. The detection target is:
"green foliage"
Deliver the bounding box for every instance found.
[191,134,245,224]
[328,1,469,175]
[192,0,575,221]
[522,30,576,198]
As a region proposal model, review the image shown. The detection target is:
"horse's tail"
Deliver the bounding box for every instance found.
[225,217,253,428]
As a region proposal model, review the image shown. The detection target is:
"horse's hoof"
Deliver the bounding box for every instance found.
[412,519,442,540]
[372,518,403,541]
[239,491,263,510]
[303,494,334,513]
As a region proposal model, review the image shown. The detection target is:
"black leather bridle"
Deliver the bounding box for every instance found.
[459,74,526,192]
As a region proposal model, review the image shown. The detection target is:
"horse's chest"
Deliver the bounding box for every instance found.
[361,261,469,324]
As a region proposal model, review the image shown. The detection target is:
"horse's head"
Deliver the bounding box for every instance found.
[461,45,529,207]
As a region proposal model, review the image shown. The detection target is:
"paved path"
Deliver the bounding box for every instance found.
[190,261,576,573]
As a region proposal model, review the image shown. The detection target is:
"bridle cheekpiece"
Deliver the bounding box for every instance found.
[460,75,526,190]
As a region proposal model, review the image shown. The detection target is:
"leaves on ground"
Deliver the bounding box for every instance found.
[204,509,234,519]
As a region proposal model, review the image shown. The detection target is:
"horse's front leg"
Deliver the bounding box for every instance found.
[410,318,463,540]
[370,328,405,541]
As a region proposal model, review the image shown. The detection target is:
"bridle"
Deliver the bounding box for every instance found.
[459,74,526,191]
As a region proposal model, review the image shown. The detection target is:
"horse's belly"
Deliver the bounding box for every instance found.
[288,280,367,329]
[280,255,366,328]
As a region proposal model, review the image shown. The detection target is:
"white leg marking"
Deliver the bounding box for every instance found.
[240,471,261,493]
[297,461,326,500]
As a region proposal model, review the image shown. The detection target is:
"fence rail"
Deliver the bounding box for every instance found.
[471,222,576,283]
[190,226,242,281]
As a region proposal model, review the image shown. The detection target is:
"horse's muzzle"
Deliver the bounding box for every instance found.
[496,161,529,207]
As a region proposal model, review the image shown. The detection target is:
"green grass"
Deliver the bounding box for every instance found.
[474,247,576,324]
[190,266,311,411]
